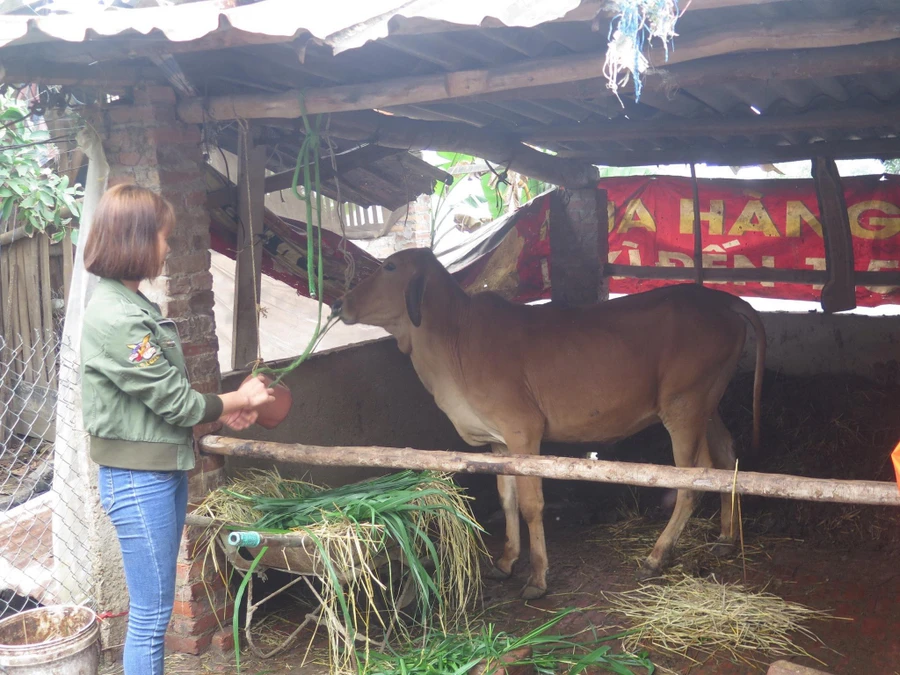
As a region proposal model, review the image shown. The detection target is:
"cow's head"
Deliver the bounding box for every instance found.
[332,248,436,350]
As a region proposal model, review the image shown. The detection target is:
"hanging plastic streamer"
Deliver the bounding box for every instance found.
[603,0,683,106]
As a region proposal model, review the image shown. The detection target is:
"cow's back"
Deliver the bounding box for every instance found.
[444,285,748,445]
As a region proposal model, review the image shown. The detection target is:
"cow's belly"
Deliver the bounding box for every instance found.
[433,391,505,447]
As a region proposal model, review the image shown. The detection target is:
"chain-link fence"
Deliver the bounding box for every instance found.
[0,330,93,620]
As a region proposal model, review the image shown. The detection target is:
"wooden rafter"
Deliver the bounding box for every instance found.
[522,105,900,144]
[558,137,900,168]
[206,144,405,208]
[176,14,900,125]
[322,111,600,188]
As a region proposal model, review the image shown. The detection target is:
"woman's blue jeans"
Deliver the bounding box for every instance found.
[98,466,188,675]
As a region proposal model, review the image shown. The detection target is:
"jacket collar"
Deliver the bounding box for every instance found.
[97,278,163,319]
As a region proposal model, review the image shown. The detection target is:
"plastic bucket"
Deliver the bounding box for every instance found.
[0,605,99,675]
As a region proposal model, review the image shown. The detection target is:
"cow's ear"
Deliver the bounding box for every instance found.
[405,272,426,328]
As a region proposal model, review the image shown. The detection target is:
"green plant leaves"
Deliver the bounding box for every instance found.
[0,93,85,239]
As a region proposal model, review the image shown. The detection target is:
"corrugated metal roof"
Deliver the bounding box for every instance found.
[0,0,592,53]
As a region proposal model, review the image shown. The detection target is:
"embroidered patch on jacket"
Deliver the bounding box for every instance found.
[127,334,160,366]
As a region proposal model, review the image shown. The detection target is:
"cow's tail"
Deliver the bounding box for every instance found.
[728,298,766,452]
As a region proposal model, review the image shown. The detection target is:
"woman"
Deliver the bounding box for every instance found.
[80,183,274,674]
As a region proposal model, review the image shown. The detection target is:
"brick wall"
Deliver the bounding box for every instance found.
[88,84,231,656]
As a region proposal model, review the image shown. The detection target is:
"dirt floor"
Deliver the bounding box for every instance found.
[105,370,900,674]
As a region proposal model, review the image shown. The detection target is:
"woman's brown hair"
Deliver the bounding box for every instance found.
[83,184,176,281]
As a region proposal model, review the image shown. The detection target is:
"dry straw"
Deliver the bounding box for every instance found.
[604,575,839,667]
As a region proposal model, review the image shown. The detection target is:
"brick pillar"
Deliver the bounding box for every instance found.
[90,84,231,656]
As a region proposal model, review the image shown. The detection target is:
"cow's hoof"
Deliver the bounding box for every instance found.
[485,564,513,580]
[521,584,546,600]
[635,561,663,582]
[710,538,736,557]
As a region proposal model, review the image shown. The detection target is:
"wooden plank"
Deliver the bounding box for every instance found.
[22,238,44,384]
[231,124,267,372]
[522,104,900,144]
[177,15,900,124]
[38,234,53,385]
[12,243,30,381]
[812,157,856,313]
[61,232,73,307]
[198,435,900,507]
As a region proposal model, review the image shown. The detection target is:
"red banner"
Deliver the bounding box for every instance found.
[456,174,900,306]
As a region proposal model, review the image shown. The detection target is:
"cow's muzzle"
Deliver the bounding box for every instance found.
[330,298,353,324]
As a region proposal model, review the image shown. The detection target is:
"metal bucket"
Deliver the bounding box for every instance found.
[0,605,99,675]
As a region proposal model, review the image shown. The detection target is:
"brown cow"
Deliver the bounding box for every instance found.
[332,248,765,599]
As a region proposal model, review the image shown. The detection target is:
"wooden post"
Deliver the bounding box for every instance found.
[690,162,703,284]
[812,156,856,312]
[231,123,267,371]
[548,186,602,307]
[198,436,900,507]
[595,188,609,301]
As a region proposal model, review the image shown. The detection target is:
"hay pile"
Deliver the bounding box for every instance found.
[605,575,837,667]
[194,468,487,673]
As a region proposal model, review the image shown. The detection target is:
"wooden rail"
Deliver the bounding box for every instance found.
[199,436,900,507]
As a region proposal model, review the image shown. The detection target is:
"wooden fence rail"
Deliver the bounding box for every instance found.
[199,435,900,507]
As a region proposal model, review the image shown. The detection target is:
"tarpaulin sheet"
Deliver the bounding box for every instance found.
[454,174,900,306]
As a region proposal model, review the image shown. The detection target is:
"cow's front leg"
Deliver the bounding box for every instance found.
[485,471,520,580]
[515,474,547,599]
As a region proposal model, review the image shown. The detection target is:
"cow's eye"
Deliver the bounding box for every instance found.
[384,262,396,272]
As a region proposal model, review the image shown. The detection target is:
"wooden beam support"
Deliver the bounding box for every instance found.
[690,163,703,284]
[198,435,900,507]
[206,144,403,208]
[812,157,856,313]
[560,137,900,168]
[524,105,900,144]
[447,41,900,107]
[549,187,603,307]
[231,124,267,372]
[177,15,900,125]
[321,111,600,188]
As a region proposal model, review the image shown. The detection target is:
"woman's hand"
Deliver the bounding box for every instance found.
[238,375,277,409]
[221,408,258,431]
[217,375,279,428]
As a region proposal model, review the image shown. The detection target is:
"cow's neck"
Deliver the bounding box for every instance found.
[406,272,470,390]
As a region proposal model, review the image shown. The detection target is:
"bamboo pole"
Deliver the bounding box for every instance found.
[199,436,900,507]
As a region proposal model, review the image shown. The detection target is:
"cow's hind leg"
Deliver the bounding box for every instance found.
[486,444,520,580]
[707,410,738,556]
[639,419,713,579]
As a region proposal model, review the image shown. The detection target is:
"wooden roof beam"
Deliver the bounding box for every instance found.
[444,40,900,107]
[322,111,600,189]
[522,104,900,144]
[561,137,900,167]
[177,15,900,125]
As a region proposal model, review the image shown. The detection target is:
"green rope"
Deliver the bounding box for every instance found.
[252,93,338,387]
